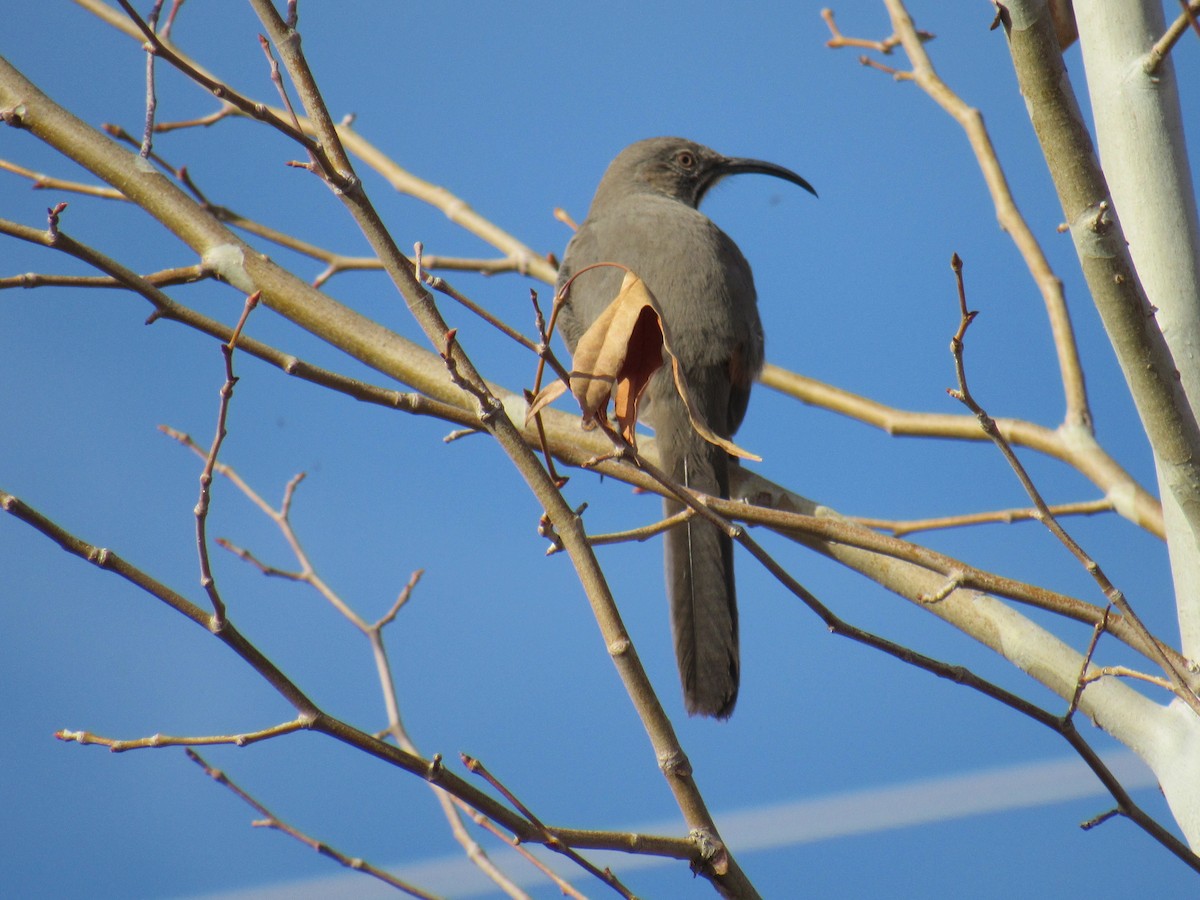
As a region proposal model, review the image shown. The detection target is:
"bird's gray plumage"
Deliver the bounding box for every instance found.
[557,137,814,718]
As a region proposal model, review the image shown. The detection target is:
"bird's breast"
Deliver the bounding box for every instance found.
[561,198,762,371]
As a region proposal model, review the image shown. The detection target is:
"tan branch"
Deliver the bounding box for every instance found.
[73,0,558,284]
[583,509,695,549]
[997,0,1200,531]
[445,795,585,900]
[713,471,1195,692]
[837,2,1093,432]
[852,497,1114,537]
[463,754,637,900]
[67,0,1164,556]
[242,6,752,892]
[1146,0,1200,73]
[186,750,442,900]
[821,7,933,54]
[3,485,686,863]
[760,363,1163,536]
[0,263,206,290]
[0,157,125,198]
[179,395,541,895]
[945,254,1199,715]
[55,718,309,752]
[1081,666,1176,692]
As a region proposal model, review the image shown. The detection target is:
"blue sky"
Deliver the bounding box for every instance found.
[3,2,1198,898]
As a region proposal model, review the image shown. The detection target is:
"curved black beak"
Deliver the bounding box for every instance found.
[700,155,818,204]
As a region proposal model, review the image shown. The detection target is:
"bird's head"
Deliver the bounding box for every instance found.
[592,136,816,210]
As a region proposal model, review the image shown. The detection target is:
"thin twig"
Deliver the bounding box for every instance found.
[1067,606,1112,719]
[1082,808,1122,832]
[0,157,126,198]
[55,718,309,752]
[0,263,207,291]
[827,3,1092,434]
[5,203,1175,673]
[444,795,588,900]
[155,102,238,132]
[193,291,259,627]
[313,253,530,288]
[159,0,185,41]
[189,446,528,897]
[139,1,164,158]
[1145,0,1200,73]
[416,243,571,385]
[582,508,694,549]
[946,254,1200,717]
[733,519,1200,872]
[1080,666,1175,692]
[526,288,573,486]
[186,750,443,900]
[374,569,424,630]
[257,33,316,174]
[114,0,344,184]
[759,364,1162,537]
[860,55,914,79]
[821,7,933,53]
[463,754,637,900]
[852,497,1115,537]
[0,214,479,428]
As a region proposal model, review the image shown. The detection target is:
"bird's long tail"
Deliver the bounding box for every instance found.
[660,422,739,719]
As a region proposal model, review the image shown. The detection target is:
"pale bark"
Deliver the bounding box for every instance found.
[1072,0,1200,660]
[1001,0,1200,847]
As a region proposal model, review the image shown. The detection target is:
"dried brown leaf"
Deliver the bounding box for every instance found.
[527,379,567,421]
[565,270,663,444]
[561,269,759,461]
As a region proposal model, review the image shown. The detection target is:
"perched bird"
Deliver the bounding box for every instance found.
[557,137,815,718]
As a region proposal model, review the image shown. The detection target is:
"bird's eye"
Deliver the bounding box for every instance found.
[676,150,696,169]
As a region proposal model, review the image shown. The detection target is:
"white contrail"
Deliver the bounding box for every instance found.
[183,751,1154,899]
[714,750,1154,851]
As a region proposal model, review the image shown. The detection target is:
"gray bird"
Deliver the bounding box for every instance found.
[557,137,815,718]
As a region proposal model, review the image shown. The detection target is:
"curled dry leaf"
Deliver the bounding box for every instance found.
[529,269,759,462]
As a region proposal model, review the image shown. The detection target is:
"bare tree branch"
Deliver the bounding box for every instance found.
[945,253,1199,717]
[996,0,1200,538]
[833,2,1092,432]
[1146,0,1200,73]
[4,2,1197,885]
[760,363,1163,536]
[852,497,1115,537]
[186,750,444,900]
[56,718,308,752]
